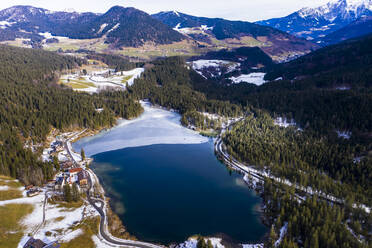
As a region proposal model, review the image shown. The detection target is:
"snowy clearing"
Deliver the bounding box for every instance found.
[191,59,239,71]
[229,73,266,86]
[189,60,240,78]
[73,101,208,157]
[177,237,224,248]
[19,195,98,245]
[60,68,144,93]
[242,244,263,248]
[0,183,98,247]
[336,130,351,139]
[274,117,297,128]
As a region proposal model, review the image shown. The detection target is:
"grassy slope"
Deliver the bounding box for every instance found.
[0,204,34,248]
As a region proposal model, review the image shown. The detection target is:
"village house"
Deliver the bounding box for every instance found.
[51,140,64,153]
[23,237,60,248]
[68,168,82,184]
[77,170,89,186]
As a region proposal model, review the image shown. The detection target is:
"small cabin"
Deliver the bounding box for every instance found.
[27,189,40,197]
[25,185,34,190]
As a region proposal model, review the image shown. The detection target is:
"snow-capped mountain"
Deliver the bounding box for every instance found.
[256,0,372,42]
[0,5,185,48]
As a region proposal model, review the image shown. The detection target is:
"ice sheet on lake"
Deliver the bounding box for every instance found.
[73,101,208,156]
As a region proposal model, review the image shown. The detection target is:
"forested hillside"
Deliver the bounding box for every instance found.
[0,6,185,48]
[192,36,372,247]
[0,45,142,185]
[265,34,372,88]
[129,57,242,117]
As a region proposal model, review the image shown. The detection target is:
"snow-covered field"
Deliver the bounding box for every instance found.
[60,68,144,93]
[0,182,98,247]
[19,194,98,245]
[190,60,240,78]
[229,73,266,86]
[28,196,95,246]
[73,101,208,157]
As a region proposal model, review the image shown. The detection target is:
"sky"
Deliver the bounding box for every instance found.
[0,0,330,22]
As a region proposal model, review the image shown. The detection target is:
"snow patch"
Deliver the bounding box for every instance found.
[106,23,120,34]
[242,244,263,248]
[201,25,214,31]
[97,23,108,34]
[274,117,297,128]
[336,130,351,139]
[38,32,54,39]
[190,60,240,78]
[229,73,266,86]
[177,237,224,248]
[274,222,288,247]
[60,229,84,242]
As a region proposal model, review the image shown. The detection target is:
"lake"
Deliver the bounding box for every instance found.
[73,102,267,244]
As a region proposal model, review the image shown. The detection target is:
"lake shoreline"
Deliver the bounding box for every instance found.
[72,101,268,247]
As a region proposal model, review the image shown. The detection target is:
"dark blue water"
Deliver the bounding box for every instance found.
[91,141,267,244]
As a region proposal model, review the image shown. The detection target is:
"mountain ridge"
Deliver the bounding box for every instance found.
[256,0,372,42]
[0,5,317,62]
[0,5,185,47]
[152,11,318,62]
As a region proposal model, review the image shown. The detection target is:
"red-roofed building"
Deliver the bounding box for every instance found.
[69,168,83,174]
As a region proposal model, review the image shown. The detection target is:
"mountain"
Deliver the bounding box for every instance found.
[0,5,318,62]
[0,5,185,48]
[265,34,372,88]
[256,0,372,42]
[152,11,318,62]
[321,16,372,44]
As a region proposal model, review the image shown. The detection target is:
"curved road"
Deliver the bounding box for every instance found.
[215,134,371,213]
[64,132,162,247]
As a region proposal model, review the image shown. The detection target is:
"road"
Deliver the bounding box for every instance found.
[89,76,126,88]
[63,132,162,247]
[215,134,370,213]
[31,191,48,235]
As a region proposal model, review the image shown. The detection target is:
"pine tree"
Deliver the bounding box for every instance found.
[53,156,60,171]
[81,148,86,161]
[266,226,277,247]
[197,236,206,248]
[63,184,72,202]
[206,239,213,248]
[71,183,80,202]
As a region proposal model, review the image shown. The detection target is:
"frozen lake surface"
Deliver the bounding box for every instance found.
[73,101,208,157]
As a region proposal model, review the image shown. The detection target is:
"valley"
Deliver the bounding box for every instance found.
[0,1,370,248]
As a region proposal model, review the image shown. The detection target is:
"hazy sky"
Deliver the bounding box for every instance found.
[0,0,330,22]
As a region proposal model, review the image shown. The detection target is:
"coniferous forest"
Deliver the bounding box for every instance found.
[0,33,370,247]
[0,45,143,185]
